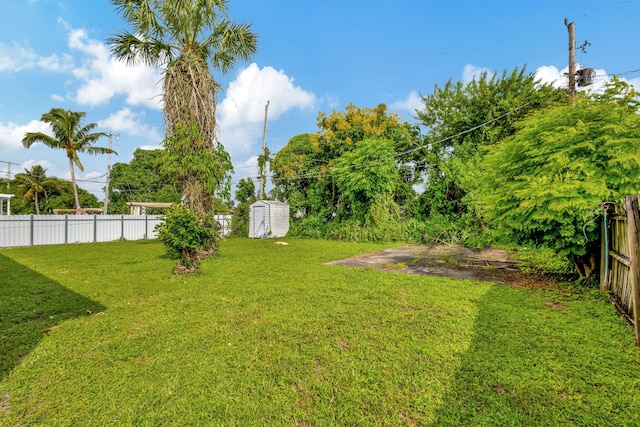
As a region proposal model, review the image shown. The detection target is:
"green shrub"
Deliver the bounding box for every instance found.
[155,205,218,273]
[289,215,328,239]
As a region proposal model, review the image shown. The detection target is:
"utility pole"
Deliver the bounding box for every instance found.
[565,18,576,102]
[258,100,269,200]
[0,160,20,188]
[103,133,118,214]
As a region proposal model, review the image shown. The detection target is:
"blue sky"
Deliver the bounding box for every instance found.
[1,0,640,201]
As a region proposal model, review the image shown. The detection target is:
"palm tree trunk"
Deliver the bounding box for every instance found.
[34,193,40,215]
[68,156,81,212]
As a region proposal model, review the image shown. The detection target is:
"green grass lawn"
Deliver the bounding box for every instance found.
[1,239,639,426]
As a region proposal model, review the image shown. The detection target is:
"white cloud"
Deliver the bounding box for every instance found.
[233,155,259,179]
[534,64,622,94]
[0,41,71,73]
[462,64,492,84]
[391,90,422,115]
[63,170,107,200]
[535,65,565,88]
[98,108,162,142]
[0,119,50,150]
[21,159,54,173]
[217,63,316,157]
[68,28,163,109]
[138,144,163,151]
[323,93,340,109]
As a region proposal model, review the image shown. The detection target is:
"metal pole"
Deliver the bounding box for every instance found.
[0,160,20,188]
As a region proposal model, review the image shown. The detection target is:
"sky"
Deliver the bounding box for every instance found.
[1,0,640,202]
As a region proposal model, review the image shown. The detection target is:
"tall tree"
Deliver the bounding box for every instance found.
[22,108,114,212]
[13,165,60,215]
[416,67,565,216]
[230,178,256,237]
[108,0,257,220]
[272,104,421,222]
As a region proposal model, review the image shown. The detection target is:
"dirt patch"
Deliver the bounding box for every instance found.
[327,244,558,289]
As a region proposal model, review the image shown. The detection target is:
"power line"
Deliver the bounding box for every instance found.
[265,103,530,184]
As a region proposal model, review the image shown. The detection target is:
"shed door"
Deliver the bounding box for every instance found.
[253,206,266,237]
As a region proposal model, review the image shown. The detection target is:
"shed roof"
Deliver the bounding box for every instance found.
[250,200,289,207]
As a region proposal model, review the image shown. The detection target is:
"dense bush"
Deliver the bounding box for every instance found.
[156,205,218,274]
[470,79,640,276]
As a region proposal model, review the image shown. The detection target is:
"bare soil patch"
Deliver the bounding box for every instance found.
[327,244,558,289]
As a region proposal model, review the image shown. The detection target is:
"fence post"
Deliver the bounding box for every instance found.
[64,215,68,244]
[121,215,125,240]
[93,214,97,243]
[624,195,640,346]
[30,214,34,246]
[600,210,608,294]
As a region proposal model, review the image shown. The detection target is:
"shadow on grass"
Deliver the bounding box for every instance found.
[431,283,636,426]
[0,253,105,381]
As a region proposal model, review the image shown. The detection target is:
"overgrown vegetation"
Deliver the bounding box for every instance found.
[108,149,183,214]
[1,239,638,425]
[470,78,640,277]
[155,205,219,274]
[266,69,640,280]
[230,177,257,237]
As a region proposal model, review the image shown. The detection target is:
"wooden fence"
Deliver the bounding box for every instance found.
[599,195,640,346]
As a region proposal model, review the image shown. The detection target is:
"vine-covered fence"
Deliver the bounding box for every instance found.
[600,195,640,346]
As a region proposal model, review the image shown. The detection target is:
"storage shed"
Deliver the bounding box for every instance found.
[249,200,290,238]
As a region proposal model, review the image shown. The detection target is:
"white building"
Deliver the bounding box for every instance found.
[249,200,290,238]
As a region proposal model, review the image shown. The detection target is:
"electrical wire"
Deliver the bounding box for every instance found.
[264,102,530,184]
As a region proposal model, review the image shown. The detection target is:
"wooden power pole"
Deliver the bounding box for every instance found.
[0,160,20,188]
[566,18,576,102]
[258,100,269,200]
[103,133,117,214]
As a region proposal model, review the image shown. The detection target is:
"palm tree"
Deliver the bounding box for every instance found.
[107,0,257,220]
[14,165,60,214]
[22,109,115,212]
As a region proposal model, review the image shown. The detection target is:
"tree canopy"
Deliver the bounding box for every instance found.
[13,165,60,215]
[470,78,640,276]
[109,148,182,214]
[415,67,565,216]
[271,104,422,240]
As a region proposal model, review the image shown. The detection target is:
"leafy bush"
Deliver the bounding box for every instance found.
[155,205,218,273]
[470,79,640,276]
[289,215,328,239]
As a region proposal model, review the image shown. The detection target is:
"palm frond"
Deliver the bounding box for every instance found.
[108,31,174,66]
[208,21,257,73]
[22,132,57,149]
[110,0,164,39]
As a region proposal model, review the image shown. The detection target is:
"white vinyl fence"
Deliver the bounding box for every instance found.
[0,214,232,248]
